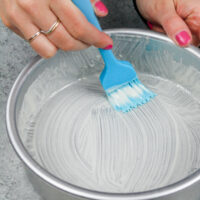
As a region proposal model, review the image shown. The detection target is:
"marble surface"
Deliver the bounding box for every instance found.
[0,1,145,200]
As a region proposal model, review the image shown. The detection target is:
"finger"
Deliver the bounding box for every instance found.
[185,13,200,46]
[157,4,192,47]
[1,17,24,38]
[43,21,89,51]
[91,0,108,17]
[10,8,57,58]
[18,1,88,51]
[191,34,200,47]
[51,0,113,49]
[151,26,165,34]
[25,26,57,58]
[12,26,25,38]
[43,20,89,51]
[147,21,153,30]
[147,21,165,33]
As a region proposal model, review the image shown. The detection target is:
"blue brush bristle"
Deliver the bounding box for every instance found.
[106,79,156,113]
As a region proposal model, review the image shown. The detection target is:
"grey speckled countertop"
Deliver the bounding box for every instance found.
[0,1,146,199]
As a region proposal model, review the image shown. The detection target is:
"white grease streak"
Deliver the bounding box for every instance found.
[23,74,200,193]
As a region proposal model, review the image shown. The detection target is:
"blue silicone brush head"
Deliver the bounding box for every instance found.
[105,79,156,112]
[99,51,156,112]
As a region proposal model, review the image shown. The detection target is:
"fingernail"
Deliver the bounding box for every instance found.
[175,31,191,46]
[103,44,113,50]
[147,21,153,30]
[95,1,108,13]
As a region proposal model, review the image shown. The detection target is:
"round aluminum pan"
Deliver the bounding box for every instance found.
[6,29,200,200]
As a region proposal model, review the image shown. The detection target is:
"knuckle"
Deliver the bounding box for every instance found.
[73,28,85,39]
[17,0,29,8]
[193,8,200,19]
[1,18,12,28]
[18,0,37,14]
[6,6,16,20]
[161,15,177,30]
[72,24,86,39]
[61,42,74,51]
[186,15,200,33]
[50,0,59,6]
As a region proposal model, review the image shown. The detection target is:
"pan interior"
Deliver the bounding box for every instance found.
[16,33,200,193]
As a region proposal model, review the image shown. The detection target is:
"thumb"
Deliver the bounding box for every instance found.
[159,9,192,47]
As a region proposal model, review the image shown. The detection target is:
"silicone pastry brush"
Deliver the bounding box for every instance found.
[72,0,156,112]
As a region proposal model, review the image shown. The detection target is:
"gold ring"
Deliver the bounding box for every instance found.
[28,31,41,43]
[41,19,60,35]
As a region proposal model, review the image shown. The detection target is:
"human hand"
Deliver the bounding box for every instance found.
[0,0,112,58]
[136,0,200,47]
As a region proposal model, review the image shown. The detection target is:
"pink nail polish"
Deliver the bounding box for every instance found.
[175,31,191,46]
[147,21,153,30]
[104,44,113,50]
[95,1,108,13]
